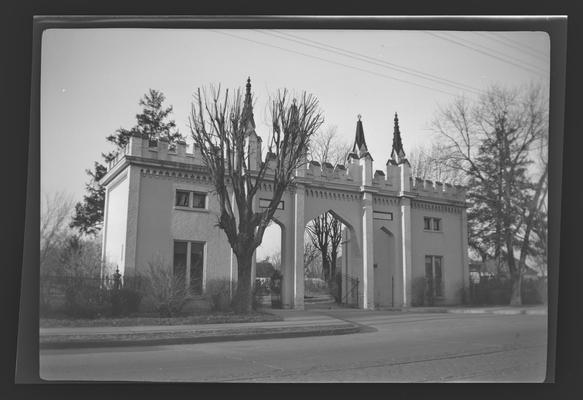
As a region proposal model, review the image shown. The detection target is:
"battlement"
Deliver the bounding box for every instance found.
[107,135,206,168]
[409,176,465,201]
[304,160,358,184]
[105,134,465,203]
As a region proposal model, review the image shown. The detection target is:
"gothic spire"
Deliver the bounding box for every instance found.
[352,114,369,153]
[390,112,407,164]
[349,114,372,160]
[242,76,256,131]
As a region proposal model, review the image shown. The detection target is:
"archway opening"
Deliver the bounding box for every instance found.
[255,219,284,308]
[304,209,355,304]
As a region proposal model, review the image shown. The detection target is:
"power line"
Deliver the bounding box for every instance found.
[474,32,548,63]
[210,30,464,97]
[438,31,549,73]
[497,33,548,58]
[258,30,484,97]
[425,31,548,78]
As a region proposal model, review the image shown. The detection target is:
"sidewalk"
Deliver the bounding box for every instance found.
[39,312,361,350]
[375,305,548,315]
[39,304,547,350]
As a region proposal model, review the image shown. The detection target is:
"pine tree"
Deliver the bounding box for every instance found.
[433,85,548,305]
[71,89,182,234]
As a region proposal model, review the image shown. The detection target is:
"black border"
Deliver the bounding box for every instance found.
[3,2,578,399]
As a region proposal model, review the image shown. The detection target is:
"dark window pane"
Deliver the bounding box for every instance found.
[190,242,204,294]
[192,193,206,209]
[173,242,188,284]
[434,257,443,297]
[424,217,431,230]
[176,190,190,207]
[433,218,441,231]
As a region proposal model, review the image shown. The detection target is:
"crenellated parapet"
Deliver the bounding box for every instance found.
[304,160,360,186]
[409,176,466,202]
[109,135,207,169]
[104,112,466,206]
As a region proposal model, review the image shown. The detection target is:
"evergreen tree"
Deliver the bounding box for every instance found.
[433,85,548,305]
[70,162,107,235]
[71,89,182,234]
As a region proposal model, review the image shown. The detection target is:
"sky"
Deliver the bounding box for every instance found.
[40,28,550,259]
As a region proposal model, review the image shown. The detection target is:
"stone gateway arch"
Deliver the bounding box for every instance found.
[100,82,469,310]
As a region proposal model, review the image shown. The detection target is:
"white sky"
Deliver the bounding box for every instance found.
[40,28,550,259]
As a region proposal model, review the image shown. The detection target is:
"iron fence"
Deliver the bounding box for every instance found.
[339,273,360,308]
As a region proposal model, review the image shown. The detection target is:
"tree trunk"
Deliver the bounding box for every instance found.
[321,255,330,282]
[506,232,522,306]
[509,272,523,306]
[233,251,253,314]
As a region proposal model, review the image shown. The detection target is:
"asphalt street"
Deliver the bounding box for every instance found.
[39,311,548,382]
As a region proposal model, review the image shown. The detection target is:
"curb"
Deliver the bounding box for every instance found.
[40,324,362,350]
[377,307,547,315]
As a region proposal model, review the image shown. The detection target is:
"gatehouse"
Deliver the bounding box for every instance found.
[100,81,469,309]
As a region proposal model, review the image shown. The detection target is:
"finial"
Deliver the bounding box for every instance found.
[246,77,251,94]
[357,114,362,121]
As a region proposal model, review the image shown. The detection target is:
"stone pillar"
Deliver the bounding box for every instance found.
[281,224,294,309]
[362,191,375,309]
[124,165,141,276]
[292,185,306,310]
[400,197,413,307]
[399,162,413,307]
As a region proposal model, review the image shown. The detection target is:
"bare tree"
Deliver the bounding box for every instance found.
[269,251,282,271]
[308,125,350,167]
[306,127,350,282]
[303,241,321,277]
[189,79,323,313]
[408,142,466,185]
[40,191,74,273]
[432,84,548,305]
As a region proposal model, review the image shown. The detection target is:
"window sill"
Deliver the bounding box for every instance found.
[174,206,209,213]
[423,229,443,233]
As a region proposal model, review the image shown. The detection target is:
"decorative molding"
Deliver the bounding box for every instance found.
[411,199,463,214]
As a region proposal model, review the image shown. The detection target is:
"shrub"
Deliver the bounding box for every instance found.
[204,278,233,312]
[252,281,263,311]
[110,288,143,316]
[522,278,547,304]
[269,270,283,309]
[63,278,110,318]
[139,260,191,317]
[269,270,283,294]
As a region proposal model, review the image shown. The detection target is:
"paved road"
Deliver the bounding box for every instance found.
[39,311,548,382]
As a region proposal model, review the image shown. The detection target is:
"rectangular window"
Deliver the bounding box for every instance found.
[192,193,206,209]
[434,256,443,297]
[173,240,205,294]
[175,190,190,207]
[175,190,207,209]
[424,217,432,230]
[425,255,444,299]
[173,241,188,283]
[424,217,442,231]
[190,242,204,295]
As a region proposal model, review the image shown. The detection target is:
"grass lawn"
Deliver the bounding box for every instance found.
[40,311,283,328]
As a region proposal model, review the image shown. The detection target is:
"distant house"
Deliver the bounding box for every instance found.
[469,258,541,283]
